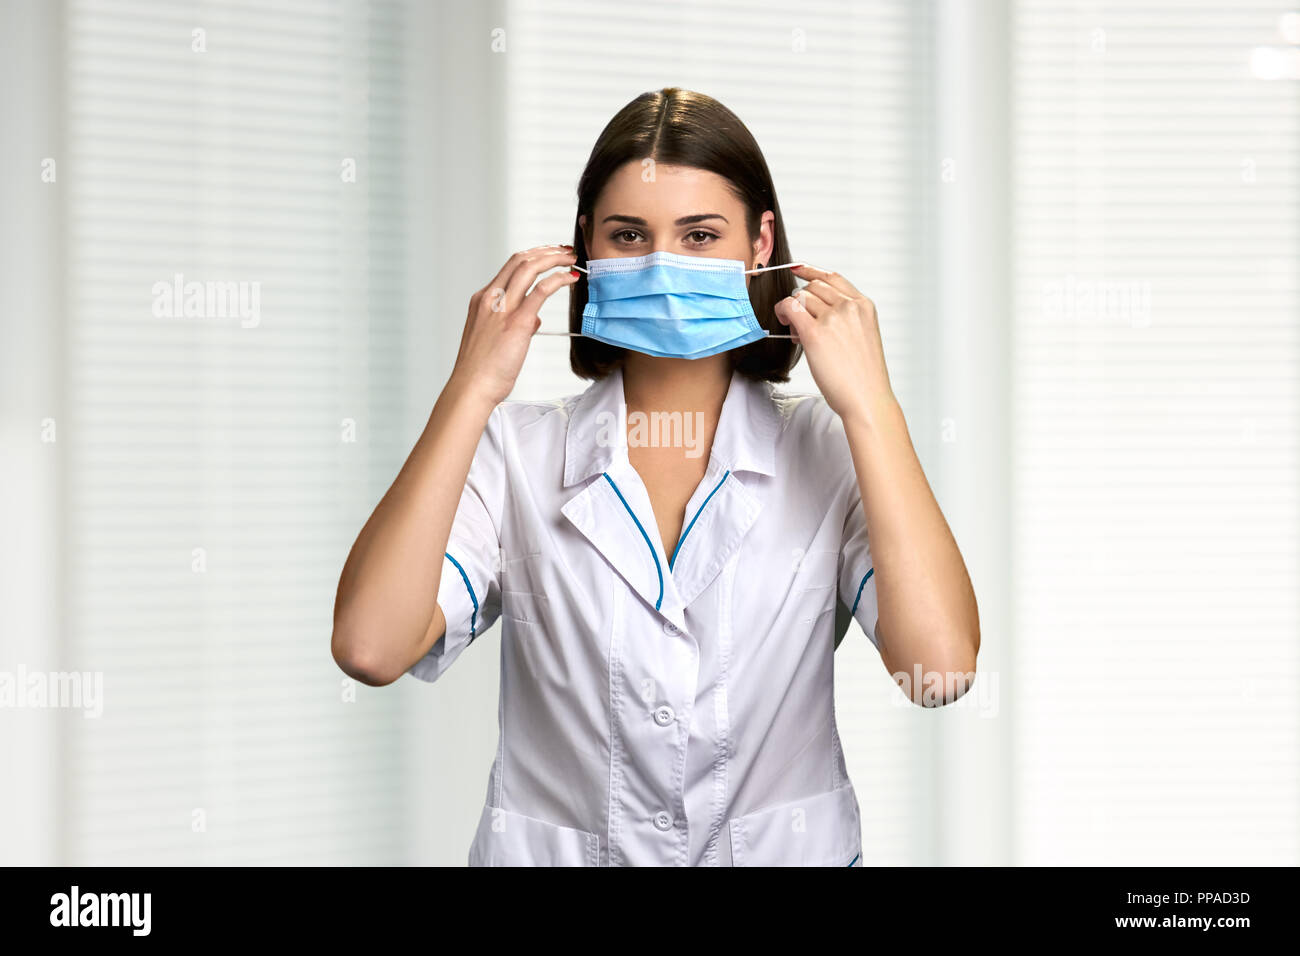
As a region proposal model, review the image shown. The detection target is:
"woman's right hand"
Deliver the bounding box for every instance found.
[447,244,579,406]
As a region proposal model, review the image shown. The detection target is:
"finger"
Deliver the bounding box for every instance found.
[792,277,849,309]
[501,249,580,315]
[488,250,578,317]
[483,243,571,293]
[482,245,576,313]
[785,286,828,319]
[791,263,863,299]
[517,268,580,321]
[774,293,815,338]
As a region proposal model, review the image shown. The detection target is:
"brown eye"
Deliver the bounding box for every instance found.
[688,230,716,244]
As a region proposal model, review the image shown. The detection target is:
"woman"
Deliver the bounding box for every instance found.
[332,87,979,867]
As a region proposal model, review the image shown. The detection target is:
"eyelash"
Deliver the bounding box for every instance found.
[611,229,718,246]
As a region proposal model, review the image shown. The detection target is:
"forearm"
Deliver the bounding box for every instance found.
[841,396,980,698]
[332,375,497,684]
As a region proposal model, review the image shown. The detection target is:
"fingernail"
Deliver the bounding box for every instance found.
[569,269,580,277]
[561,244,574,250]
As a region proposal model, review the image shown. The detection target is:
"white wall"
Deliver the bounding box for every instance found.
[397,0,510,867]
[0,0,62,866]
[1,0,1296,866]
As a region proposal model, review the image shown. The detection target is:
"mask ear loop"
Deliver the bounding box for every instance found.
[745,261,805,339]
[534,261,807,339]
[569,259,803,275]
[743,261,803,275]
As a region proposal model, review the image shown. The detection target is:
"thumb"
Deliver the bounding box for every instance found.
[774,290,813,336]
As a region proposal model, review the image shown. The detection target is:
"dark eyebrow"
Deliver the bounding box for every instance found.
[601,213,729,226]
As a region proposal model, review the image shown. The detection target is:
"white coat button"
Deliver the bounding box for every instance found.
[653,811,673,831]
[653,705,675,726]
[663,621,680,636]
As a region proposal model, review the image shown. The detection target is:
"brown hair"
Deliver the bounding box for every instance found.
[568,87,802,382]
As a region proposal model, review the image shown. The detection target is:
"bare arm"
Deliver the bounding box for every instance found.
[776,262,980,705]
[842,396,979,704]
[331,245,578,686]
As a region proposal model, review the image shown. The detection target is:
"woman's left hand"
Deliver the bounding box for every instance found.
[775,264,897,424]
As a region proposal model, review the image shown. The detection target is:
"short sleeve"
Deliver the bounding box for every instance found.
[407,404,506,683]
[837,471,881,654]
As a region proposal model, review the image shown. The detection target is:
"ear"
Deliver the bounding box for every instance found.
[753,210,776,267]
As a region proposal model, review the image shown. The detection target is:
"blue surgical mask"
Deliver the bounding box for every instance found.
[538,251,802,359]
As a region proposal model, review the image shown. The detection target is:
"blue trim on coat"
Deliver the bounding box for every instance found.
[602,472,664,610]
[851,567,875,615]
[445,551,478,640]
[669,469,731,571]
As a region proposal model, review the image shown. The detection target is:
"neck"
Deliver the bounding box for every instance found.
[620,353,732,414]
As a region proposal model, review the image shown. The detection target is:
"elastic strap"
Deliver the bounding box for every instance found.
[569,260,803,276]
[534,330,799,338]
[743,261,804,274]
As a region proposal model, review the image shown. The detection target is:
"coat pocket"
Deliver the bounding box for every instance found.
[501,587,549,627]
[792,549,841,624]
[500,552,551,630]
[467,803,600,867]
[726,781,862,867]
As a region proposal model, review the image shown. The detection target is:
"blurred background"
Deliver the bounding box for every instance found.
[1,0,1296,865]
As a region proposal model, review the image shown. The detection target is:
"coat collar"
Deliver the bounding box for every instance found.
[558,363,785,632]
[562,363,783,488]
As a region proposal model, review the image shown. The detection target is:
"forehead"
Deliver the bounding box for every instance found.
[593,161,742,219]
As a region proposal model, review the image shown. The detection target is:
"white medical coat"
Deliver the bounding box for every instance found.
[410,364,881,866]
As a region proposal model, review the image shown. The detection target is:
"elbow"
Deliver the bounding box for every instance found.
[907,655,976,708]
[935,625,979,705]
[941,651,978,705]
[890,626,978,708]
[331,619,404,687]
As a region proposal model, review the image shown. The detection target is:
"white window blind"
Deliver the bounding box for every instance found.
[501,0,933,865]
[1011,0,1299,862]
[63,0,409,863]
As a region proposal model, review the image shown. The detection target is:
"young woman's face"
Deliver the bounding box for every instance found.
[581,160,773,274]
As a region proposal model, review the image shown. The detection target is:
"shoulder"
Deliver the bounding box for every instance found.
[769,383,850,448]
[768,383,855,488]
[493,393,578,430]
[487,385,587,453]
